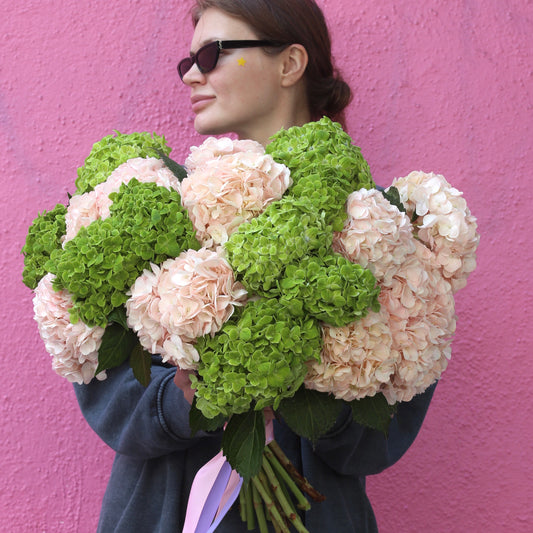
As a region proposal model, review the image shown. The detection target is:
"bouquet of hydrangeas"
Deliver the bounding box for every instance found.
[23,118,479,533]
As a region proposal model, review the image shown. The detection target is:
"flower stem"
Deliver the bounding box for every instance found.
[258,470,286,532]
[262,456,309,533]
[239,486,247,522]
[270,516,283,533]
[252,472,291,533]
[245,480,256,530]
[264,447,311,511]
[267,441,326,502]
[252,478,269,533]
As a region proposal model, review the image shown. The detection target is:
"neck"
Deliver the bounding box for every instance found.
[237,94,312,146]
[239,112,312,146]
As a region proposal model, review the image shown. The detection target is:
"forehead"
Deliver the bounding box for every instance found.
[191,8,258,49]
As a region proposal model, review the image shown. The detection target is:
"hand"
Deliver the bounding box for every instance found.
[173,368,196,405]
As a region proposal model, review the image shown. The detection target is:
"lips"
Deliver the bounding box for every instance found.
[190,95,215,112]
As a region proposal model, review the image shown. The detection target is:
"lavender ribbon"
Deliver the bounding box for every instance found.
[182,420,274,533]
[182,451,243,533]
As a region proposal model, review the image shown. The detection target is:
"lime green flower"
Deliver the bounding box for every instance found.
[22,203,67,289]
[75,131,171,194]
[191,298,322,419]
[266,116,374,231]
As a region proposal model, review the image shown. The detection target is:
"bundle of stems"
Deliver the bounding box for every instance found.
[238,440,325,533]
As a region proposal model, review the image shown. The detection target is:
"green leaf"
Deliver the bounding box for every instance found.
[350,394,398,436]
[382,186,406,213]
[106,307,129,330]
[277,386,343,443]
[222,410,265,480]
[154,150,188,181]
[189,398,227,436]
[129,343,152,387]
[95,323,137,375]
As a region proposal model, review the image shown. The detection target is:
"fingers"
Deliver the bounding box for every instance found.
[173,368,196,405]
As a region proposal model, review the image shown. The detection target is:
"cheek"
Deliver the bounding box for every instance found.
[249,80,279,112]
[212,71,253,107]
[209,59,279,113]
[209,67,239,97]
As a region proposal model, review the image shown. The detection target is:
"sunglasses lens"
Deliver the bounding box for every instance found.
[196,42,219,73]
[178,42,221,80]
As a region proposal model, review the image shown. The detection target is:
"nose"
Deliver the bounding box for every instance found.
[182,62,205,86]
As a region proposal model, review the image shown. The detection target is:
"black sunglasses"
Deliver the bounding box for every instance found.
[177,39,284,80]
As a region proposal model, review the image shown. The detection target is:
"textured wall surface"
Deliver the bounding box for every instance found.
[1,1,531,531]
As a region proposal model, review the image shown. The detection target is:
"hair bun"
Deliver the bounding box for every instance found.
[325,75,352,116]
[308,73,352,120]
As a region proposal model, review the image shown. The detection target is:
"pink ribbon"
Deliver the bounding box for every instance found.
[265,418,274,444]
[182,420,274,533]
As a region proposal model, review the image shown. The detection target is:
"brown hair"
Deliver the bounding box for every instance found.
[191,0,352,124]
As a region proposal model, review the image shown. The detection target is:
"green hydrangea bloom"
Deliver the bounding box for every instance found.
[75,131,172,194]
[279,254,381,327]
[191,298,322,419]
[47,179,199,327]
[266,116,375,231]
[225,117,380,316]
[225,197,332,296]
[22,203,67,289]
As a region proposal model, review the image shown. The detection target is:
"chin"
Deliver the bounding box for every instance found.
[194,114,230,137]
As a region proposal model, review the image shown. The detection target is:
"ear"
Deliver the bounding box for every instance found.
[280,44,308,88]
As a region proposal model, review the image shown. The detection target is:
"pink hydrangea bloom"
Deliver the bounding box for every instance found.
[126,248,247,369]
[33,273,106,384]
[380,241,456,403]
[64,157,181,242]
[333,188,416,285]
[63,189,101,243]
[390,171,480,292]
[306,241,456,404]
[185,136,265,173]
[305,307,398,401]
[181,148,291,247]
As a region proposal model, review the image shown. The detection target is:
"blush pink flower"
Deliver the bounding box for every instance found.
[64,157,181,242]
[181,149,291,247]
[391,171,480,292]
[380,241,456,403]
[333,188,416,285]
[33,273,106,384]
[126,248,247,369]
[305,307,398,401]
[306,240,456,404]
[185,136,265,173]
[63,192,101,244]
[309,174,476,403]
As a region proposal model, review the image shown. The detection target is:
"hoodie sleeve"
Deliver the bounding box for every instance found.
[307,383,436,477]
[74,356,222,459]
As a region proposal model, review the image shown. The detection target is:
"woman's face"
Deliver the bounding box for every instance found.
[182,8,287,144]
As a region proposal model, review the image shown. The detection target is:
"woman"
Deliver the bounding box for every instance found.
[75,1,435,531]
[180,0,348,144]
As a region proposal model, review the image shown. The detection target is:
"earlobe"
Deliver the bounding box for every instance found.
[280,44,308,87]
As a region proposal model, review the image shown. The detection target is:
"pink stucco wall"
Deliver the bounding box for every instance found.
[1,0,531,531]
